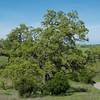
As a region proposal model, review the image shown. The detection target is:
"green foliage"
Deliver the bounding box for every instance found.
[47,71,70,95]
[14,77,39,97]
[71,68,96,84]
[0,80,6,90]
[0,9,98,97]
[0,56,8,69]
[79,69,95,84]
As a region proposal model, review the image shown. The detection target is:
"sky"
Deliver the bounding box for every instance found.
[0,0,100,44]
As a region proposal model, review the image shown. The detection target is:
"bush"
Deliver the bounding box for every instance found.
[81,71,95,84]
[0,80,6,89]
[14,77,38,97]
[74,69,95,84]
[47,71,70,95]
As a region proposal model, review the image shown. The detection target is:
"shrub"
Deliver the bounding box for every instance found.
[0,80,6,89]
[47,71,70,95]
[14,77,38,97]
[76,69,95,84]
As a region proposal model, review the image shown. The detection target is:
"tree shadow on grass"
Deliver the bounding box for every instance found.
[66,86,88,96]
[19,86,89,99]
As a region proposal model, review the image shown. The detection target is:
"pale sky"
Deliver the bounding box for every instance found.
[0,0,100,44]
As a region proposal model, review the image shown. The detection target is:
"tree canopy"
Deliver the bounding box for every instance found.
[0,10,97,96]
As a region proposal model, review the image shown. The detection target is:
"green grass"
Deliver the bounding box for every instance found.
[30,94,100,100]
[0,90,99,100]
